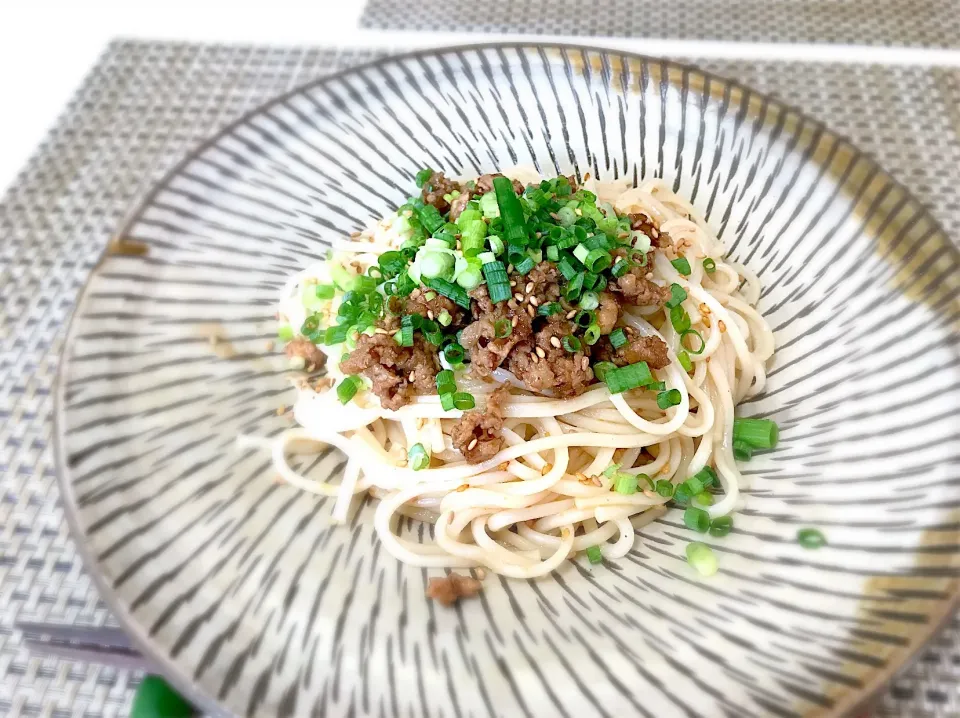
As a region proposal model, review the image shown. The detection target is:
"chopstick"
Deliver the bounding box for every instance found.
[17,620,154,672]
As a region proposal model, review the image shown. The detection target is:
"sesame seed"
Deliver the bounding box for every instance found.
[576,472,589,483]
[643,489,657,498]
[498,462,509,471]
[411,288,421,298]
[719,320,727,333]
[510,280,517,287]
[457,483,470,492]
[525,281,534,293]
[507,264,514,273]
[550,336,562,348]
[624,326,634,334]
[511,316,519,327]
[566,310,576,319]
[265,340,275,351]
[408,371,416,382]
[645,272,654,280]
[526,304,535,317]
[427,310,434,320]
[514,292,524,302]
[583,172,591,182]
[508,299,518,310]
[536,346,546,358]
[541,463,553,476]
[375,327,388,334]
[529,296,540,307]
[699,303,711,315]
[467,438,478,451]
[530,351,539,363]
[476,568,488,580]
[581,356,590,370]
[703,316,712,328]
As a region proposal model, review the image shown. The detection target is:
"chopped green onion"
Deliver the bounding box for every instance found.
[684,507,710,532]
[440,392,455,411]
[677,350,693,372]
[583,324,601,346]
[703,258,717,273]
[695,492,714,506]
[733,418,779,449]
[680,329,706,355]
[324,324,350,345]
[671,256,692,276]
[437,310,452,327]
[584,248,612,273]
[798,528,826,549]
[546,244,560,262]
[657,389,682,409]
[399,315,415,347]
[336,376,362,404]
[687,466,717,491]
[378,251,407,278]
[609,328,627,349]
[610,258,630,278]
[460,219,488,257]
[670,304,691,333]
[414,168,434,188]
[592,361,616,382]
[537,302,562,317]
[443,343,465,364]
[493,176,527,244]
[655,480,674,498]
[665,283,687,309]
[585,545,603,564]
[456,266,482,290]
[646,381,666,391]
[424,277,471,309]
[456,208,483,229]
[673,485,691,504]
[408,443,431,470]
[573,243,590,264]
[603,361,653,394]
[709,516,732,537]
[436,369,455,392]
[557,206,577,226]
[418,205,445,235]
[564,273,585,302]
[478,251,497,265]
[494,318,512,339]
[514,256,535,275]
[278,325,294,341]
[453,392,475,410]
[579,291,599,311]
[683,475,705,496]
[686,542,718,576]
[479,191,500,218]
[562,335,582,353]
[733,440,753,462]
[614,474,638,495]
[574,309,595,328]
[421,251,455,280]
[314,283,336,300]
[482,260,512,303]
[557,255,581,280]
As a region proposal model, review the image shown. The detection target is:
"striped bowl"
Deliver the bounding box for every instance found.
[55,44,960,718]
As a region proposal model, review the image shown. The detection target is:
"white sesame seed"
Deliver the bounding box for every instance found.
[536,347,546,358]
[510,280,517,287]
[566,310,576,319]
[427,310,434,320]
[550,336,561,348]
[511,316,519,327]
[526,304,535,317]
[529,296,540,307]
[408,371,416,382]
[525,282,534,293]
[530,351,539,363]
[514,292,524,302]
[467,438,478,451]
[719,320,727,333]
[582,356,589,370]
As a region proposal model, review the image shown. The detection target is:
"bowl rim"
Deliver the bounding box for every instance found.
[52,40,960,718]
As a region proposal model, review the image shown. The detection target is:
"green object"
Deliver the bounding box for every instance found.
[614,473,638,495]
[494,319,512,338]
[437,310,452,327]
[574,309,595,328]
[709,515,733,537]
[440,392,455,411]
[686,542,718,576]
[336,376,361,404]
[578,290,599,311]
[424,277,471,309]
[657,389,682,409]
[703,258,717,273]
[493,176,527,243]
[733,418,780,449]
[695,492,714,506]
[557,255,580,280]
[537,302,562,317]
[513,256,535,274]
[604,361,653,394]
[408,443,430,470]
[733,440,753,462]
[583,324,601,346]
[655,480,674,498]
[399,315,415,347]
[609,328,627,349]
[460,218,488,256]
[443,343,465,364]
[680,329,705,356]
[420,251,455,280]
[314,283,336,300]
[683,507,710,533]
[562,335,582,353]
[436,369,455,392]
[798,528,827,549]
[417,204,445,234]
[611,257,630,278]
[453,392,475,410]
[665,283,686,308]
[671,256,692,276]
[131,676,195,718]
[670,304,691,333]
[592,361,616,382]
[585,545,603,564]
[481,260,511,303]
[677,350,693,372]
[415,168,434,188]
[277,325,294,341]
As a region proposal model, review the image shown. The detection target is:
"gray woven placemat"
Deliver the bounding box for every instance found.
[0,40,958,717]
[359,0,960,48]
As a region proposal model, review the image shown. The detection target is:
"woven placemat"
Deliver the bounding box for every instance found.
[359,0,960,48]
[0,40,958,717]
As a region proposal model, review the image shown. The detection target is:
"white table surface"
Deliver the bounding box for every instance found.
[3,1,959,197]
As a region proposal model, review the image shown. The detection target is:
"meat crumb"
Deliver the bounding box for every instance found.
[451,385,511,463]
[285,338,327,371]
[426,572,484,606]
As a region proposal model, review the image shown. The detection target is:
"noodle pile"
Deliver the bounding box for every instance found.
[243,171,775,579]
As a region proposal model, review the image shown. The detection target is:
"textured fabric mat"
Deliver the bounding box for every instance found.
[358,0,960,48]
[0,40,958,717]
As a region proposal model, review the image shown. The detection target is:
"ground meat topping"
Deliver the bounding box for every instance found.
[421,172,461,214]
[339,333,439,410]
[608,252,670,308]
[285,338,327,371]
[511,261,561,305]
[628,212,664,247]
[391,288,466,327]
[507,316,594,397]
[447,189,473,222]
[595,291,620,334]
[594,332,671,370]
[461,285,534,376]
[474,173,524,196]
[450,385,511,464]
[426,572,483,606]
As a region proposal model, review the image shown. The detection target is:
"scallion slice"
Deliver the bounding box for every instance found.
[437,310,452,327]
[494,318,512,339]
[336,376,362,404]
[671,256,692,276]
[797,528,826,549]
[278,325,294,341]
[584,248,612,273]
[610,257,630,278]
[733,440,753,462]
[592,361,616,382]
[670,304,691,333]
[482,260,512,303]
[423,277,471,309]
[562,335,582,353]
[453,392,475,410]
[408,443,431,471]
[657,389,682,409]
[665,283,686,309]
[579,291,599,311]
[537,302,562,317]
[443,343,465,364]
[703,258,717,273]
[514,256,535,275]
[440,392,455,411]
[609,328,627,349]
[585,545,603,564]
[655,480,674,498]
[677,350,693,373]
[314,283,336,300]
[493,176,527,244]
[614,473,638,495]
[603,361,653,394]
[709,515,732,537]
[732,418,779,449]
[680,329,706,355]
[684,507,710,532]
[583,324,601,346]
[414,168,433,188]
[399,315,415,347]
[686,542,718,576]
